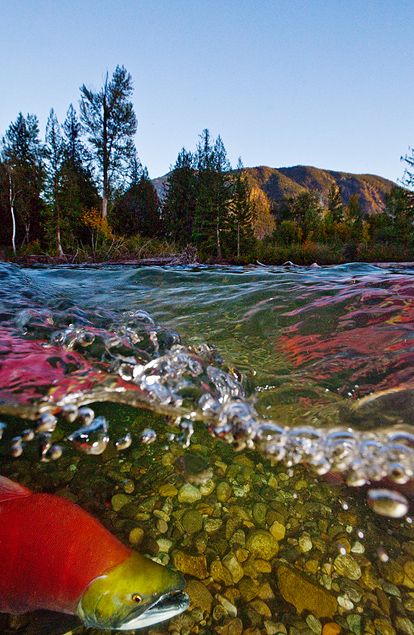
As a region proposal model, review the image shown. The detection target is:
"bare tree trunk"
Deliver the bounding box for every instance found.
[56,203,64,257]
[102,195,108,220]
[216,223,222,259]
[54,178,64,256]
[8,172,16,255]
[24,224,30,246]
[102,84,109,219]
[237,223,240,259]
[56,225,64,257]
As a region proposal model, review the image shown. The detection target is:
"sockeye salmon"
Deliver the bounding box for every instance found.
[0,475,189,630]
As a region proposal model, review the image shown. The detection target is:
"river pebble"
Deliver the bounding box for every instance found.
[269,520,286,541]
[182,510,203,534]
[216,480,232,502]
[276,564,338,618]
[333,554,362,580]
[178,483,202,503]
[128,526,144,545]
[306,614,322,634]
[159,483,178,497]
[186,580,213,613]
[223,552,244,583]
[172,551,208,579]
[246,529,279,560]
[111,493,130,511]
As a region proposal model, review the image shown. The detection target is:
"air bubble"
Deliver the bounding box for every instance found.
[77,407,95,425]
[10,437,23,458]
[115,433,132,451]
[42,444,63,462]
[21,429,35,442]
[35,413,57,434]
[139,428,157,444]
[388,462,411,484]
[67,416,109,455]
[61,404,79,423]
[377,547,390,562]
[367,488,409,518]
[346,469,367,488]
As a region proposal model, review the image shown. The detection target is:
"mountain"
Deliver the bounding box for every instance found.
[154,165,397,215]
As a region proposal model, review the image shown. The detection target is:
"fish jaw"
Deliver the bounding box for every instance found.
[116,590,189,630]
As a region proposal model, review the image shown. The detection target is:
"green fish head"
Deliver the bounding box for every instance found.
[77,552,189,630]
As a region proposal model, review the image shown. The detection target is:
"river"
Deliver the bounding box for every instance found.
[1,262,414,634]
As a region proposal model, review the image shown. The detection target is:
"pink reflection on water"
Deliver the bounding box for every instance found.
[278,276,414,396]
[0,327,139,408]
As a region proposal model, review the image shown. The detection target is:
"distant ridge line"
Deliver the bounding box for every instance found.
[153,164,397,214]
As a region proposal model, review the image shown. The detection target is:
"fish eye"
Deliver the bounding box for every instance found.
[131,593,142,603]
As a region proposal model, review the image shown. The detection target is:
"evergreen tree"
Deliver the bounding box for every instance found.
[289,191,323,240]
[80,65,137,219]
[346,193,362,221]
[62,104,89,167]
[385,186,413,244]
[192,130,231,258]
[2,113,45,250]
[401,147,414,216]
[162,148,196,244]
[342,193,363,243]
[111,168,161,237]
[57,105,100,249]
[44,109,65,255]
[128,153,144,187]
[228,159,254,258]
[327,183,343,222]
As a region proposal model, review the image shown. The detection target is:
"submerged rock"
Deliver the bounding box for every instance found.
[172,550,208,579]
[158,483,178,497]
[182,509,203,534]
[177,483,202,503]
[276,564,338,618]
[269,520,286,541]
[333,554,362,580]
[246,529,279,560]
[185,579,213,613]
[111,493,130,511]
[215,617,243,635]
[216,480,232,502]
[322,623,342,635]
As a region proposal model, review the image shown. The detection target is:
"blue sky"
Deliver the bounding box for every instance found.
[0,0,412,182]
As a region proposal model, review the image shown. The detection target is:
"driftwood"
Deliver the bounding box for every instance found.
[11,245,200,267]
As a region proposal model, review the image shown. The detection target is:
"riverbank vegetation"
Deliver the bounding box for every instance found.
[1,66,414,265]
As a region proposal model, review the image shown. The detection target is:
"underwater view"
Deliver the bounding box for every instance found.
[2,261,414,635]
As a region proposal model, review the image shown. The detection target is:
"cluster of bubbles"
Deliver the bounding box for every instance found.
[1,405,155,463]
[5,305,414,518]
[16,307,181,369]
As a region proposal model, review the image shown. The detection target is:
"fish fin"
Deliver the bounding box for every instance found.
[20,610,82,635]
[0,475,31,502]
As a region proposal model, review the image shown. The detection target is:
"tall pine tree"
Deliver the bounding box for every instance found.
[58,105,100,248]
[80,65,137,219]
[192,130,231,258]
[45,109,65,255]
[112,168,161,237]
[162,148,196,244]
[228,159,254,258]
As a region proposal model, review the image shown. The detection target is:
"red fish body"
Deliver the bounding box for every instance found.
[0,476,131,615]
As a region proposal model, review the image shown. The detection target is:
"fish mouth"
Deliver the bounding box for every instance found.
[117,590,190,630]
